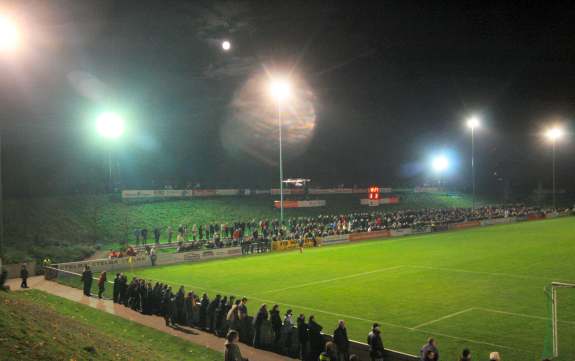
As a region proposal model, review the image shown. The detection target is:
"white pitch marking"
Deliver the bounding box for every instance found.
[408,265,575,283]
[140,277,529,354]
[412,308,476,329]
[260,265,403,294]
[476,307,575,325]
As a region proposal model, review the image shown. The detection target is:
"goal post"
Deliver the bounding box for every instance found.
[544,282,575,359]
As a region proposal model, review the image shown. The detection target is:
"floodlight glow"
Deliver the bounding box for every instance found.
[432,155,449,172]
[0,15,20,52]
[269,79,292,103]
[96,112,125,139]
[466,115,480,129]
[222,40,231,51]
[545,127,564,142]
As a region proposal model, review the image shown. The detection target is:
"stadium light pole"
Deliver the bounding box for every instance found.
[466,116,480,209]
[0,14,21,267]
[269,78,292,225]
[545,127,564,209]
[96,112,125,192]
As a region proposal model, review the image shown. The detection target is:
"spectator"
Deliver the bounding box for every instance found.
[238,297,249,342]
[319,341,338,361]
[97,271,107,299]
[113,273,121,303]
[252,304,268,348]
[150,246,157,266]
[154,227,161,244]
[167,225,173,243]
[224,330,248,361]
[333,320,349,361]
[420,338,439,361]
[20,264,29,289]
[422,350,437,361]
[270,304,283,346]
[308,315,324,361]
[141,228,148,244]
[489,352,500,361]
[459,348,471,361]
[80,265,93,296]
[297,314,309,361]
[283,309,295,353]
[199,293,210,328]
[0,267,8,291]
[367,323,384,361]
[208,294,222,331]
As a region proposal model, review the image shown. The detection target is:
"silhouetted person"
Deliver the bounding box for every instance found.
[308,315,324,361]
[81,265,93,296]
[420,338,439,361]
[367,323,384,361]
[20,264,29,289]
[333,320,349,361]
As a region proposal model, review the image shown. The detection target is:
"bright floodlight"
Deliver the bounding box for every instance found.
[269,79,292,103]
[466,115,480,129]
[96,112,125,139]
[0,15,20,52]
[545,127,564,142]
[432,155,449,172]
[222,40,231,51]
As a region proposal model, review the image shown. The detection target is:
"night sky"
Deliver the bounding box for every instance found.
[1,1,574,196]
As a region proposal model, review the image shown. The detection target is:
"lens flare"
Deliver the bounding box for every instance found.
[221,72,316,165]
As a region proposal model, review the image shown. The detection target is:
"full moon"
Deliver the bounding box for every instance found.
[222,40,231,51]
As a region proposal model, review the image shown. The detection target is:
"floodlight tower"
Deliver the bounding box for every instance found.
[432,155,449,187]
[268,77,292,225]
[96,112,125,191]
[0,14,22,266]
[466,115,480,208]
[545,127,564,209]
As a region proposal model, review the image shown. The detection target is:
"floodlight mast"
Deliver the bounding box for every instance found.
[466,116,481,209]
[0,14,22,266]
[545,127,564,209]
[96,112,125,191]
[268,78,292,225]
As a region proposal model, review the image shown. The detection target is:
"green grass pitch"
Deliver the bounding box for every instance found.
[127,217,575,361]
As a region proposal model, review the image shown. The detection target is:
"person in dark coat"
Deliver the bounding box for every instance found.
[296,314,309,361]
[367,323,384,361]
[20,264,29,289]
[224,330,248,361]
[153,227,161,244]
[319,341,338,361]
[252,304,268,348]
[199,293,210,328]
[333,320,349,361]
[420,338,439,361]
[112,273,121,303]
[141,228,148,244]
[459,348,471,361]
[238,297,249,342]
[207,294,221,331]
[80,265,93,296]
[215,296,228,336]
[308,315,324,361]
[270,304,283,346]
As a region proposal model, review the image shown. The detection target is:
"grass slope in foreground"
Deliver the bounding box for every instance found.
[0,290,221,361]
[129,217,575,361]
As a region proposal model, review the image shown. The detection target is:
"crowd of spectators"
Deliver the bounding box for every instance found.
[79,267,517,361]
[125,205,561,252]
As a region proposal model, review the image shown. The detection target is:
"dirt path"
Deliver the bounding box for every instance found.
[7,276,292,361]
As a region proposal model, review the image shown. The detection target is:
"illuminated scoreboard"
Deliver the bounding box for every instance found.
[368,186,380,200]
